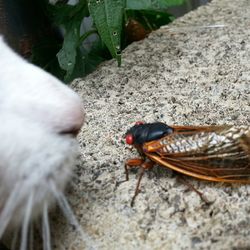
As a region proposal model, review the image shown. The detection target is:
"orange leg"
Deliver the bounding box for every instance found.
[177,176,211,204]
[123,158,155,206]
[125,158,145,181]
[116,158,144,188]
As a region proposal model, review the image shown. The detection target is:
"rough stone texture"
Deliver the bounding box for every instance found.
[54,0,250,249]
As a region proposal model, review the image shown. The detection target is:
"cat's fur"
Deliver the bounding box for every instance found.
[0,36,85,248]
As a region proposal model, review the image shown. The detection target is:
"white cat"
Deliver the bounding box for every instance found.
[0,36,85,249]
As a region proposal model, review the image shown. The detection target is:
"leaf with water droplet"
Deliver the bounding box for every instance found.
[55,1,89,82]
[57,28,78,80]
[88,0,125,66]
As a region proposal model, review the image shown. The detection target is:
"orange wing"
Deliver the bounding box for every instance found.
[143,125,250,183]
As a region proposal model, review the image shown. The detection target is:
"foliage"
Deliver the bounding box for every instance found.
[33,0,184,83]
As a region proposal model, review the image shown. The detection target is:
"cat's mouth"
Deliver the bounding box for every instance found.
[59,122,81,138]
[59,127,82,137]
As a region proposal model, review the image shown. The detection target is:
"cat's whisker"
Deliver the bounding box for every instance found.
[42,201,51,250]
[0,184,22,238]
[20,192,33,250]
[11,227,19,250]
[29,222,34,250]
[49,180,96,250]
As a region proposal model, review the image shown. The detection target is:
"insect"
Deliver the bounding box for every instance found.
[124,122,250,206]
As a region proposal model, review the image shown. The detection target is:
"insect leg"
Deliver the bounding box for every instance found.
[125,158,145,181]
[177,176,211,204]
[131,161,155,207]
[115,158,145,187]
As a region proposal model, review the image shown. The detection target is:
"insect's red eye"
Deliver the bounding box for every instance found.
[135,121,144,125]
[126,134,134,145]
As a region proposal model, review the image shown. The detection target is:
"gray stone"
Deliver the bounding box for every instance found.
[54,0,250,249]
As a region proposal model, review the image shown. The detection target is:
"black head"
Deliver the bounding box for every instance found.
[125,122,174,145]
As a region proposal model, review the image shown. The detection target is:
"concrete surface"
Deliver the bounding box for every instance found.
[54,0,250,249]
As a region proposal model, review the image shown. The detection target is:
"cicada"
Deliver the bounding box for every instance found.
[124,122,250,206]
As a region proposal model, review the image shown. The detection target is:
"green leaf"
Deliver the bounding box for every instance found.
[126,0,184,10]
[55,0,89,81]
[64,42,106,82]
[57,28,79,81]
[63,48,85,82]
[88,0,125,66]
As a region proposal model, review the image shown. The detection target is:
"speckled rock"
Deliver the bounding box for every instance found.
[53,0,250,249]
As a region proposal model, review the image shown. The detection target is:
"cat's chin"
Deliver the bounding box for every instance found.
[0,113,78,232]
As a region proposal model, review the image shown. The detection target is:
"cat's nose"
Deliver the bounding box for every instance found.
[55,96,85,136]
[58,102,85,136]
[29,80,85,136]
[1,36,85,136]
